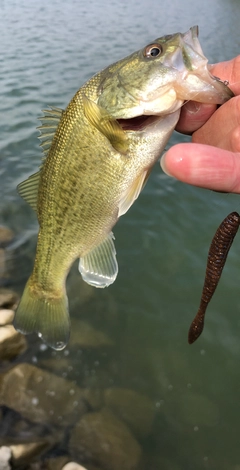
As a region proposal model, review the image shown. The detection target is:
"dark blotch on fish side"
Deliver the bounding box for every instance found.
[188,211,240,344]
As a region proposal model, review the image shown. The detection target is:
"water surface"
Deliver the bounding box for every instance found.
[1,1,240,468]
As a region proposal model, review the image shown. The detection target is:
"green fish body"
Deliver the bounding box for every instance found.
[14,26,233,350]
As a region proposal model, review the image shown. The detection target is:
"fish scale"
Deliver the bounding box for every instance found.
[14,26,233,350]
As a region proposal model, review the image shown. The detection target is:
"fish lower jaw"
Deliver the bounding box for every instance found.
[117,114,164,131]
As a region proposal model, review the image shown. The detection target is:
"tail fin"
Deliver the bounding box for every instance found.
[14,279,70,350]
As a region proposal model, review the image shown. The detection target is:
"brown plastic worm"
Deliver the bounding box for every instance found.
[188,211,240,344]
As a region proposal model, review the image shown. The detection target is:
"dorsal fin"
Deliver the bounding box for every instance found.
[37,106,63,156]
[17,171,40,211]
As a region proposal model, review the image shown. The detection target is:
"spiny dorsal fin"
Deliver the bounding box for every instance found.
[37,106,64,155]
[17,171,41,211]
[82,95,128,155]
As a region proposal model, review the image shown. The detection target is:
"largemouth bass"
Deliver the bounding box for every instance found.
[14,26,233,350]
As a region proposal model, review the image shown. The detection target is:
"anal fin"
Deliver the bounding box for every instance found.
[79,232,118,288]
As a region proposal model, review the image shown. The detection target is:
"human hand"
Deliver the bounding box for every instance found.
[160,57,240,193]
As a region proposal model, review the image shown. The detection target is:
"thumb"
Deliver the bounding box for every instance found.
[160,143,240,193]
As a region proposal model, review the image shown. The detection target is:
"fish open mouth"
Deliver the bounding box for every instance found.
[117,114,161,131]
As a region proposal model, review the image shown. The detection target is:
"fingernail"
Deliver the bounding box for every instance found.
[160,152,173,177]
[184,101,201,114]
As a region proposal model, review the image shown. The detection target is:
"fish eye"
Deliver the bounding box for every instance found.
[144,43,162,58]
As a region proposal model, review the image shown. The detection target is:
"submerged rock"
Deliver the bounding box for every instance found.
[40,456,69,470]
[0,309,14,325]
[69,408,141,470]
[0,288,19,310]
[0,446,11,470]
[177,391,219,427]
[10,439,53,466]
[0,227,15,285]
[69,320,114,349]
[0,363,87,426]
[104,387,155,438]
[0,226,14,248]
[62,463,89,470]
[0,324,27,360]
[0,249,7,284]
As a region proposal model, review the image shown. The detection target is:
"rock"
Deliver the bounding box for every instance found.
[45,458,103,470]
[81,388,104,411]
[69,320,114,349]
[0,446,11,470]
[40,456,69,470]
[62,463,89,470]
[85,466,105,470]
[0,309,14,325]
[0,325,27,360]
[10,440,52,466]
[38,357,71,375]
[104,388,155,438]
[69,409,141,470]
[0,363,87,426]
[0,226,14,248]
[0,227,15,285]
[0,288,19,310]
[0,249,7,283]
[177,391,219,427]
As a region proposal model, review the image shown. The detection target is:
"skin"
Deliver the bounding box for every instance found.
[160,56,240,193]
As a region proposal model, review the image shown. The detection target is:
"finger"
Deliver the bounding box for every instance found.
[175,102,217,134]
[192,96,240,152]
[176,56,240,135]
[160,143,240,193]
[209,56,240,95]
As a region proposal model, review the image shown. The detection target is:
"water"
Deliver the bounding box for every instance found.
[1,0,240,468]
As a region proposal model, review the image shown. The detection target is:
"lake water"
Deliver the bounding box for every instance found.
[1,0,240,468]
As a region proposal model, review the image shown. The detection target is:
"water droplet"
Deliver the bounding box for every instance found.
[193,426,199,432]
[46,390,56,397]
[155,400,164,409]
[69,389,75,395]
[32,397,39,406]
[64,349,69,356]
[39,343,48,352]
[200,349,206,356]
[32,356,38,363]
[38,333,42,338]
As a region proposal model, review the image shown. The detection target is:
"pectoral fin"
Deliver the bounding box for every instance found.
[118,169,150,217]
[82,95,128,154]
[79,232,118,288]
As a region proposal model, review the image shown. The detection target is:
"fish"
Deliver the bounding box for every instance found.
[14,26,233,350]
[188,211,240,344]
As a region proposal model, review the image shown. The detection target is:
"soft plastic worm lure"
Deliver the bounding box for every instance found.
[188,211,240,344]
